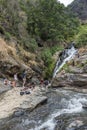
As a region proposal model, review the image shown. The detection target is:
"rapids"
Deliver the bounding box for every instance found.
[0,88,87,130]
[0,43,87,130]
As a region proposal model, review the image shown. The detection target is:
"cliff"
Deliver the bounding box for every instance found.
[68,0,87,21]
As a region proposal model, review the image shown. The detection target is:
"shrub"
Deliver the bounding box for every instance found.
[29,38,38,52]
[5,32,11,40]
[75,24,87,48]
[50,45,63,55]
[76,33,87,47]
[41,48,55,78]
[0,26,4,34]
[44,60,55,78]
[41,48,52,66]
[22,38,38,53]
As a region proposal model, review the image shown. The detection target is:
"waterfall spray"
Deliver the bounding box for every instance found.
[53,43,77,78]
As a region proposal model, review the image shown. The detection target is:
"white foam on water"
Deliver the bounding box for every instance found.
[29,96,87,130]
[53,46,77,78]
[28,46,86,130]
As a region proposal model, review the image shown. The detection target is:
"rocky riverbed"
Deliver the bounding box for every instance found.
[52,47,87,89]
[0,44,87,130]
[0,87,87,130]
[0,80,47,120]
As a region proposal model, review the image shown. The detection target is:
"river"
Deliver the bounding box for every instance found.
[0,88,87,130]
[0,44,87,130]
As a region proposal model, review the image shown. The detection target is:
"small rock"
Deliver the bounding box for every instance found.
[67,120,83,130]
[13,110,24,117]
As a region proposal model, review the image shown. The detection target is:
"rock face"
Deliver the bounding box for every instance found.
[67,120,83,130]
[52,47,87,90]
[68,0,87,21]
[52,73,87,88]
[83,65,87,73]
[0,38,43,80]
[0,86,47,119]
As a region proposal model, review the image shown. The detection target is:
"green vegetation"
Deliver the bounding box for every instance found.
[27,0,79,43]
[0,0,81,78]
[0,0,80,44]
[75,24,87,47]
[21,38,38,53]
[61,63,69,72]
[40,45,63,78]
[0,0,20,37]
[50,45,63,55]
[41,48,54,78]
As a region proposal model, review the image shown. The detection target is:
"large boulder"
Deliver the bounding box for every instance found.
[21,95,47,110]
[52,73,87,88]
[0,86,47,119]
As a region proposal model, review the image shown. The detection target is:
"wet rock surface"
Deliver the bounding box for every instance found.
[0,43,87,130]
[0,85,47,119]
[52,73,87,89]
[52,48,87,91]
[0,88,87,130]
[55,115,87,130]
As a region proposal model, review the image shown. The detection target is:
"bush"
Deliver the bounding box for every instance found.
[76,33,87,47]
[29,39,38,52]
[5,32,11,40]
[22,38,38,53]
[62,63,70,72]
[0,26,4,34]
[41,48,52,66]
[44,60,55,78]
[75,24,87,48]
[50,45,63,55]
[41,48,55,78]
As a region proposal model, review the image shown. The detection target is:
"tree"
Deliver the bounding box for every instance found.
[27,0,79,43]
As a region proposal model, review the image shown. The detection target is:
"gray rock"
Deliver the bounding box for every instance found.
[83,65,87,73]
[21,96,47,111]
[52,73,87,88]
[67,120,83,130]
[13,110,24,117]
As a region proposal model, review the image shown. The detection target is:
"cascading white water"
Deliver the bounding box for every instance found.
[28,92,87,130]
[25,46,87,130]
[53,45,77,78]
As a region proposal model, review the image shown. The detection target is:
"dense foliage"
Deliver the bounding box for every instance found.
[27,0,79,42]
[68,0,87,48]
[75,24,87,47]
[41,45,63,78]
[0,0,20,37]
[0,0,80,44]
[0,0,81,78]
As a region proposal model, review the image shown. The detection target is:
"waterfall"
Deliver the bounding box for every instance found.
[53,43,77,78]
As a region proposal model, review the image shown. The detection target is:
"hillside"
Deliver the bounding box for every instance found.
[1,1,87,129]
[0,0,80,79]
[68,0,87,21]
[0,38,44,79]
[0,0,79,43]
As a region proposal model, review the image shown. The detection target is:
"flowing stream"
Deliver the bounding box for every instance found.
[1,88,87,130]
[27,89,87,130]
[53,44,77,78]
[0,44,87,130]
